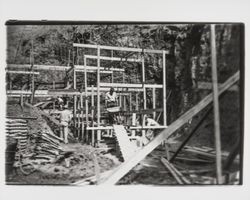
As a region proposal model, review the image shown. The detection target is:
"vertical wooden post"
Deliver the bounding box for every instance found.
[119,93,122,107]
[132,113,136,137]
[111,50,114,83]
[97,46,101,147]
[53,81,55,110]
[152,88,156,119]
[20,91,24,108]
[31,71,35,104]
[84,56,89,143]
[142,56,146,138]
[9,80,12,90]
[91,85,95,146]
[129,93,132,111]
[210,24,223,184]
[67,49,71,66]
[77,96,80,138]
[142,57,146,110]
[73,50,77,139]
[80,93,84,142]
[123,95,127,111]
[93,153,100,184]
[30,39,35,104]
[163,51,167,126]
[135,93,139,111]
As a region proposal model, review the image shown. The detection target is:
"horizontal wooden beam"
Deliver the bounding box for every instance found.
[85,55,142,63]
[7,64,124,72]
[73,43,164,54]
[7,89,133,97]
[75,65,124,72]
[99,82,163,88]
[87,87,144,92]
[6,70,40,75]
[86,125,167,131]
[6,116,36,120]
[100,71,239,185]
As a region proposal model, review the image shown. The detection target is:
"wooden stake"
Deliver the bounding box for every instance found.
[210,24,223,184]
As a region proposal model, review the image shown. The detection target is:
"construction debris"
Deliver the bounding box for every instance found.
[33,130,63,163]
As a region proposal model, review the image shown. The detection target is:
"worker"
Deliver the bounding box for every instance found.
[105,87,119,124]
[105,87,118,107]
[57,96,64,110]
[145,115,159,141]
[60,105,72,144]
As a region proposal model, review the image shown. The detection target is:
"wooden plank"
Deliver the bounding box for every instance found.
[113,125,137,161]
[6,70,40,75]
[160,157,183,184]
[75,65,125,72]
[100,71,239,185]
[85,55,142,63]
[211,24,223,184]
[87,87,145,92]
[73,43,164,54]
[6,116,36,120]
[86,125,168,131]
[99,82,163,88]
[7,64,124,72]
[7,88,141,97]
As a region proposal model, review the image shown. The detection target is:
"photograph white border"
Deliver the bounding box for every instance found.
[0,0,249,200]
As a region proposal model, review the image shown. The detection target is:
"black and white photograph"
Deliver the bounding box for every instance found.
[4,22,244,186]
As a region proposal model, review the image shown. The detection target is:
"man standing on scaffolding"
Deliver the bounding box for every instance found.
[105,87,118,124]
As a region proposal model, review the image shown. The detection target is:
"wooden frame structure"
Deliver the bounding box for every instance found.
[100,71,239,184]
[72,43,167,146]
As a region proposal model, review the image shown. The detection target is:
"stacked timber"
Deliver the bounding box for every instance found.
[182,145,238,162]
[33,130,63,162]
[6,118,29,153]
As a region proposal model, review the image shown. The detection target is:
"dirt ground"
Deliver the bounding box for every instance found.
[6,143,120,185]
[6,95,241,185]
[6,100,120,185]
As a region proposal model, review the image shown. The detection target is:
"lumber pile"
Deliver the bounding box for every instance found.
[161,157,191,184]
[181,146,238,162]
[6,118,29,153]
[33,130,63,163]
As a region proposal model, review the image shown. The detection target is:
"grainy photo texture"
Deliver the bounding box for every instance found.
[5,23,244,185]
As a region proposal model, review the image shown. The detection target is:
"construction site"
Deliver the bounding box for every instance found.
[5,23,243,185]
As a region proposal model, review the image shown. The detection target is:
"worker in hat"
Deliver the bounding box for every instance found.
[105,87,118,108]
[60,104,72,144]
[105,87,119,124]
